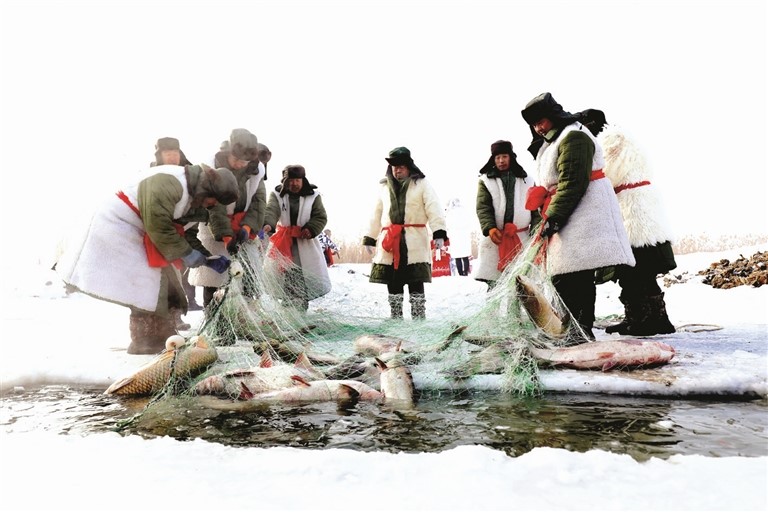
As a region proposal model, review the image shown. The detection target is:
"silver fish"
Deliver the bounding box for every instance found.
[241,375,383,403]
[529,339,675,371]
[516,275,564,336]
[193,351,325,399]
[375,357,415,405]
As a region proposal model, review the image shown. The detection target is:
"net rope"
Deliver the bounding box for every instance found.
[120,234,584,425]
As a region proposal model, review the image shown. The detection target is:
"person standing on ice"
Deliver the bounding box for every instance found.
[474,140,536,288]
[577,109,677,336]
[150,137,200,319]
[187,128,267,309]
[521,92,635,343]
[262,165,331,311]
[362,147,448,319]
[56,165,238,354]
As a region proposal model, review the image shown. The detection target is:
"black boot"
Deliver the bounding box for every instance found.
[410,293,426,320]
[388,294,404,319]
[605,295,632,334]
[648,293,676,334]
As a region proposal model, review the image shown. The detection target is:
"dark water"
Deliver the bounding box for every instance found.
[2,385,765,462]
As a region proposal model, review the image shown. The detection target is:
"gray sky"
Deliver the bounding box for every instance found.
[1,0,765,258]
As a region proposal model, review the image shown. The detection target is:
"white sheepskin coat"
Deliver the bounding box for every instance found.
[473,174,533,282]
[366,178,447,265]
[599,124,676,247]
[263,190,331,300]
[56,166,192,313]
[535,123,635,276]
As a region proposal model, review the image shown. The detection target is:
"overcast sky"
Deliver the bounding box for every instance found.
[1,0,765,259]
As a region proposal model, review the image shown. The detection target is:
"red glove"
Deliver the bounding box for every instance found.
[300,228,313,239]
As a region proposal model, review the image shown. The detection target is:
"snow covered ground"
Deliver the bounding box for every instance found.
[1,244,766,511]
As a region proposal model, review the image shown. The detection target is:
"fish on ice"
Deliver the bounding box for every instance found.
[105,335,218,395]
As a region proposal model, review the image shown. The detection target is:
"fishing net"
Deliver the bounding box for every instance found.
[116,233,584,428]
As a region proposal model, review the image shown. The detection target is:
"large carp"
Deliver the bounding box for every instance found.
[193,351,325,398]
[530,339,675,371]
[516,275,564,336]
[105,335,218,395]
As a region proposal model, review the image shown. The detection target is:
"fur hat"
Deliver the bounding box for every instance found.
[479,140,527,177]
[491,140,513,157]
[577,109,608,137]
[155,137,181,152]
[198,166,239,205]
[385,146,425,179]
[229,128,259,161]
[278,165,316,196]
[521,92,579,127]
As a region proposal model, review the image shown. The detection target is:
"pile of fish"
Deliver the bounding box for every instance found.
[104,274,675,404]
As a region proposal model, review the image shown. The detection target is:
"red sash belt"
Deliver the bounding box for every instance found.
[497,223,527,271]
[381,223,426,270]
[116,191,183,269]
[614,180,650,194]
[525,169,606,216]
[269,225,302,265]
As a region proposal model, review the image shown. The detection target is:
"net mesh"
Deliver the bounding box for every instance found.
[120,235,582,425]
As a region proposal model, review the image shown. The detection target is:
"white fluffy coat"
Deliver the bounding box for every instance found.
[535,123,635,276]
[599,125,676,247]
[366,178,447,265]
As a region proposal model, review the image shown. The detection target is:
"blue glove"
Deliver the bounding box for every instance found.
[257,229,266,240]
[205,255,231,274]
[434,238,445,250]
[181,250,207,268]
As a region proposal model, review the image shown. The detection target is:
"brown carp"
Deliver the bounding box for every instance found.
[241,375,383,403]
[193,351,325,398]
[516,275,564,336]
[105,334,218,395]
[529,339,675,371]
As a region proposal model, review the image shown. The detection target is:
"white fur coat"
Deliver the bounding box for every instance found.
[599,124,676,247]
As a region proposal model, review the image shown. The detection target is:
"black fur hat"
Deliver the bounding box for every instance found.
[521,92,579,127]
[278,165,316,196]
[480,140,526,178]
[385,146,425,179]
[577,109,608,136]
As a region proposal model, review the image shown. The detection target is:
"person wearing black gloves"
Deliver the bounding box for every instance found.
[361,147,448,320]
[521,92,635,343]
[56,164,238,354]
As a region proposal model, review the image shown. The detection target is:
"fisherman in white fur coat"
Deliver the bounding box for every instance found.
[262,165,331,311]
[474,140,535,288]
[579,109,677,336]
[56,165,239,354]
[362,147,448,319]
[521,93,635,342]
